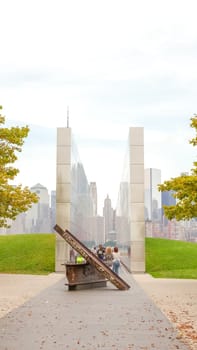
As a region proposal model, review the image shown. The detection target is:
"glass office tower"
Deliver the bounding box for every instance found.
[144,168,161,222]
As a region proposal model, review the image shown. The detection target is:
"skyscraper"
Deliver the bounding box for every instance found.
[103,194,114,242]
[144,168,161,222]
[161,190,176,226]
[89,182,97,216]
[25,183,50,233]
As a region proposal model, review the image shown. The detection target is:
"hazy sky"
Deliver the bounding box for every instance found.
[1,0,197,213]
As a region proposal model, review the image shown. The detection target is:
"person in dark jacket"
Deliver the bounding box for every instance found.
[97,244,105,260]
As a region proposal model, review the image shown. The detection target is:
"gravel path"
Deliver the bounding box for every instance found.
[0,272,196,349]
[133,274,197,350]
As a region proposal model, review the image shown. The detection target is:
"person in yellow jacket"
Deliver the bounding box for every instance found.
[76,255,85,264]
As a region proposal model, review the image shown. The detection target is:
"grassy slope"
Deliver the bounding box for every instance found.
[0,234,55,275]
[146,237,197,279]
[0,234,196,278]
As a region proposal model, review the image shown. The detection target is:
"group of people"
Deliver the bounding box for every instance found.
[71,244,121,275]
[92,244,121,275]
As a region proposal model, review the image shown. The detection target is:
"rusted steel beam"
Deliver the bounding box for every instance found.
[65,262,107,290]
[54,224,130,291]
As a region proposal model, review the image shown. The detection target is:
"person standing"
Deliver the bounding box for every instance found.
[91,246,97,254]
[112,246,121,275]
[104,246,113,268]
[97,244,105,260]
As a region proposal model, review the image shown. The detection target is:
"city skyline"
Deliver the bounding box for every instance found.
[0,1,196,212]
[4,177,196,243]
[10,121,194,215]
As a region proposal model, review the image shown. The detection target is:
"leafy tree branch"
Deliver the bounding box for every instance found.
[0,106,38,228]
[158,114,197,221]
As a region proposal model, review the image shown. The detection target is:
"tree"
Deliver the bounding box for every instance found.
[0,106,38,228]
[158,114,197,221]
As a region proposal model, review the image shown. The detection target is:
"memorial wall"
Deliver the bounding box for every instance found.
[116,127,145,272]
[70,136,93,241]
[55,127,94,271]
[56,126,145,272]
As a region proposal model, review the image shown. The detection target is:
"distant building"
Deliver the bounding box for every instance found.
[144,168,161,222]
[2,183,51,234]
[25,183,51,233]
[88,215,105,246]
[103,194,114,242]
[6,212,26,234]
[89,182,97,216]
[161,190,176,226]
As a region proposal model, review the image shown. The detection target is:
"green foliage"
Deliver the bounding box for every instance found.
[0,106,38,227]
[158,114,197,221]
[146,237,197,279]
[0,234,55,274]
[189,114,197,147]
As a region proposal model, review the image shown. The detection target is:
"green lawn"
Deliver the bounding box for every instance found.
[0,234,55,275]
[0,234,196,278]
[146,237,197,279]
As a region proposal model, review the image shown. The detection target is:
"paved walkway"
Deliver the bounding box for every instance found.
[0,269,191,350]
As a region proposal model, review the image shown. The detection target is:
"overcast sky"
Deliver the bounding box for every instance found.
[0,0,197,213]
